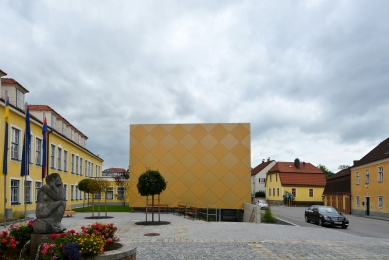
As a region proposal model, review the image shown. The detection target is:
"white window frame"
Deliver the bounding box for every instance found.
[11,126,22,160]
[75,155,79,175]
[106,186,114,200]
[378,196,383,209]
[10,178,21,204]
[35,181,42,203]
[36,137,42,165]
[78,134,81,144]
[64,150,68,172]
[71,185,74,200]
[71,154,75,173]
[96,165,100,177]
[62,122,66,135]
[117,187,125,200]
[94,192,102,200]
[24,180,32,204]
[63,184,68,200]
[16,89,24,109]
[365,169,370,184]
[378,166,384,183]
[91,163,94,177]
[50,144,56,169]
[356,195,360,207]
[71,128,74,141]
[76,185,79,200]
[79,158,83,176]
[85,160,88,177]
[51,113,56,129]
[356,172,360,185]
[57,147,62,170]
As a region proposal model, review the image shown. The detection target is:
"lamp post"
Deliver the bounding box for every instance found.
[252,176,255,201]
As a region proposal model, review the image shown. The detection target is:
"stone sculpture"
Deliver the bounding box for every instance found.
[33,173,66,234]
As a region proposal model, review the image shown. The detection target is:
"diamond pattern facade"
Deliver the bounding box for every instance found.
[129,123,251,209]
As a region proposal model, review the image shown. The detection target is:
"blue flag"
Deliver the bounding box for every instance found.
[2,96,9,175]
[20,107,31,176]
[42,117,48,179]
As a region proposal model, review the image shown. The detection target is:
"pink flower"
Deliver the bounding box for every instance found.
[106,238,112,243]
[50,234,58,239]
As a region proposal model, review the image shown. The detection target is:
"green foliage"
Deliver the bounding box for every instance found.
[317,164,334,179]
[255,191,266,197]
[9,220,34,249]
[262,207,277,223]
[78,178,93,193]
[87,179,100,193]
[137,168,167,196]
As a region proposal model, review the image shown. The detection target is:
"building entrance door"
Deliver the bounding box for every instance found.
[365,197,370,216]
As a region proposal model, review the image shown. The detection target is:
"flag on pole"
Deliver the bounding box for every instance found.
[2,96,9,175]
[42,117,48,179]
[20,107,31,176]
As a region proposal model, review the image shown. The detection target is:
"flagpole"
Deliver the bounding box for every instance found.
[42,113,45,184]
[24,103,28,223]
[3,91,9,228]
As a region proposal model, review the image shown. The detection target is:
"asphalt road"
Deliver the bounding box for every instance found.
[270,205,389,239]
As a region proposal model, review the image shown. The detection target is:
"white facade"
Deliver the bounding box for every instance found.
[252,160,276,196]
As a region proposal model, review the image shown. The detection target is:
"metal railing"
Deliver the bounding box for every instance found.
[177,202,221,222]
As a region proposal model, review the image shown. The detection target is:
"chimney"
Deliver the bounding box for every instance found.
[267,157,270,162]
[262,159,265,163]
[294,158,300,170]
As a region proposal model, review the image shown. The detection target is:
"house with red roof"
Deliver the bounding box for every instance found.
[265,158,326,206]
[251,158,276,197]
[323,167,351,214]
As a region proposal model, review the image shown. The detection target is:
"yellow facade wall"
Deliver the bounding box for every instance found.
[129,123,251,209]
[351,159,389,216]
[0,104,104,214]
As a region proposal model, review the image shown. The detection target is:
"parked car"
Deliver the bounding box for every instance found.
[305,205,349,229]
[256,199,268,209]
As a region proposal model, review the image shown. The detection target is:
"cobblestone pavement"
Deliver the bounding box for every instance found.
[5,212,389,259]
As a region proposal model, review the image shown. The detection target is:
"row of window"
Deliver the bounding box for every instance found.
[10,179,125,204]
[355,196,384,209]
[10,126,100,177]
[268,188,314,198]
[50,114,83,145]
[356,166,384,185]
[269,174,278,182]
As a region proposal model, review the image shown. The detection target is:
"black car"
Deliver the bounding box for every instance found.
[304,205,349,229]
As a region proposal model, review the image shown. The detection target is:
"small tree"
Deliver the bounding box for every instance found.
[137,168,167,223]
[78,179,93,211]
[87,179,100,217]
[112,169,130,206]
[96,178,110,217]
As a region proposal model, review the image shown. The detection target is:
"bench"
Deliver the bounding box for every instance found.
[186,206,200,220]
[146,204,169,213]
[174,204,186,216]
[64,205,76,217]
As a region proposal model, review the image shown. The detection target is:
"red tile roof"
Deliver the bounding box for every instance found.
[1,78,29,93]
[269,161,326,186]
[251,160,275,176]
[103,168,127,173]
[29,105,53,111]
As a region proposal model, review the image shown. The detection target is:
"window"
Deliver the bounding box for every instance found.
[268,188,271,196]
[71,129,74,141]
[259,178,265,183]
[356,172,360,185]
[378,196,383,209]
[365,169,370,184]
[272,188,275,196]
[117,187,125,200]
[270,174,272,182]
[292,188,296,197]
[35,181,42,202]
[91,163,94,177]
[63,184,68,200]
[106,187,114,200]
[78,134,81,144]
[11,127,21,160]
[277,188,279,197]
[51,114,56,128]
[71,154,75,173]
[79,158,83,176]
[356,196,360,207]
[57,147,62,170]
[94,192,102,200]
[62,122,66,135]
[64,150,68,172]
[378,166,384,183]
[71,185,74,200]
[75,156,79,174]
[36,138,42,165]
[75,185,79,200]
[16,89,24,109]
[96,165,100,177]
[50,144,55,169]
[29,134,33,163]
[11,179,20,204]
[276,174,278,182]
[24,181,32,203]
[85,161,88,177]
[309,188,314,197]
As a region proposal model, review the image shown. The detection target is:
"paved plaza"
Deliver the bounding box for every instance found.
[4,212,389,259]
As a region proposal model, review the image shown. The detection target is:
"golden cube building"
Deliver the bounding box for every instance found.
[129,123,251,211]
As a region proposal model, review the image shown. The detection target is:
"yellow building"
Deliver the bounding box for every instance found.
[351,137,389,217]
[129,123,251,220]
[266,159,326,206]
[0,72,104,215]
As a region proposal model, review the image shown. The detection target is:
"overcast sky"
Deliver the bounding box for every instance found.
[1,1,388,173]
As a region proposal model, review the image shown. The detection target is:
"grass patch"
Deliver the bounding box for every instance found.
[73,205,134,212]
[262,207,277,223]
[0,210,26,222]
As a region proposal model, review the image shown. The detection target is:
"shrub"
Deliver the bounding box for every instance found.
[81,222,119,243]
[77,234,105,255]
[0,230,17,252]
[8,219,34,249]
[262,207,277,223]
[255,191,266,197]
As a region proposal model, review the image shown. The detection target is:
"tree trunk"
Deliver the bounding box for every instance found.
[151,195,155,222]
[145,196,148,222]
[98,194,101,217]
[105,191,107,217]
[92,195,95,217]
